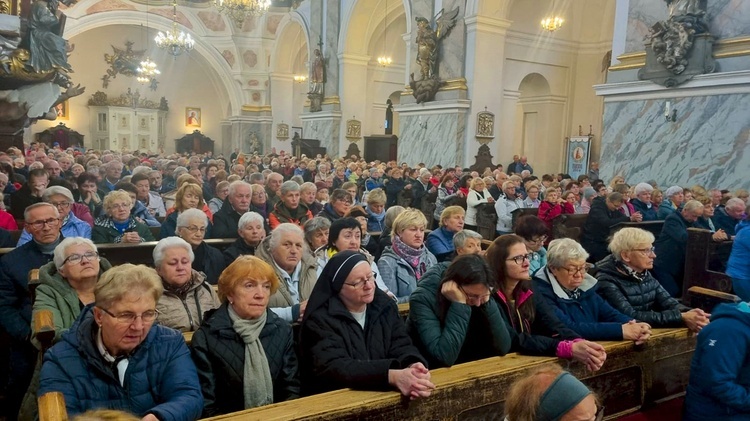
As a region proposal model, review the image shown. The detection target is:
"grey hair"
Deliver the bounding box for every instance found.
[280,180,301,196]
[228,180,252,197]
[726,197,746,211]
[153,236,195,267]
[609,227,655,259]
[24,202,59,221]
[53,237,98,270]
[290,175,304,185]
[176,208,208,228]
[300,182,317,193]
[546,238,589,268]
[248,172,264,184]
[42,186,74,202]
[384,206,405,230]
[453,229,482,250]
[131,165,152,176]
[172,166,189,179]
[634,182,654,196]
[238,211,265,229]
[303,216,331,244]
[270,223,304,250]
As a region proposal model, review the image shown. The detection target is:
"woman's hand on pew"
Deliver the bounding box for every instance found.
[572,341,607,372]
[142,414,159,421]
[389,364,435,400]
[711,229,728,242]
[682,308,711,333]
[622,320,652,345]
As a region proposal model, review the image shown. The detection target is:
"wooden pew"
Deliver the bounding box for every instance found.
[610,220,664,239]
[682,228,734,298]
[511,207,538,229]
[198,328,694,421]
[686,286,741,313]
[9,229,22,244]
[552,214,588,242]
[97,238,235,266]
[37,391,67,421]
[40,328,694,421]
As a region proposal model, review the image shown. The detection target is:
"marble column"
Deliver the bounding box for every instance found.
[224,109,273,157]
[300,111,342,157]
[396,99,470,167]
[269,73,295,153]
[464,15,512,168]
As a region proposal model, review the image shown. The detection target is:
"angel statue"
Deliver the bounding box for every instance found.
[415,7,459,81]
[665,0,704,18]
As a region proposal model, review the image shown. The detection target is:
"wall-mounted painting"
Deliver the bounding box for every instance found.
[55,100,69,120]
[186,107,201,128]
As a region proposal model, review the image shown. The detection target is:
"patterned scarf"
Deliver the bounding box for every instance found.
[392,235,427,280]
[615,259,648,282]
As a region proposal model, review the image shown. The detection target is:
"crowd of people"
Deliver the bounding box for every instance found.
[0,143,748,420]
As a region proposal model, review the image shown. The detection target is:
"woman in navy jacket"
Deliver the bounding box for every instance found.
[532,238,651,343]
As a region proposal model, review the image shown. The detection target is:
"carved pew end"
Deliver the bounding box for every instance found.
[38,391,68,421]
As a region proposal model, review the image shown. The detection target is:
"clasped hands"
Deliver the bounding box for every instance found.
[389,363,435,400]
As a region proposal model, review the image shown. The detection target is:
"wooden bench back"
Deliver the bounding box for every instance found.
[97,238,235,267]
[610,220,664,238]
[552,214,588,242]
[682,228,734,298]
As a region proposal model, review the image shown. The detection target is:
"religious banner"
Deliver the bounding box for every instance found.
[566,136,591,180]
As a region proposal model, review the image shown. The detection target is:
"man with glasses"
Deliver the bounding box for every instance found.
[0,202,63,417]
[17,186,90,245]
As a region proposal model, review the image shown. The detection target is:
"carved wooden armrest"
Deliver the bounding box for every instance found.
[38,391,67,421]
[34,309,55,351]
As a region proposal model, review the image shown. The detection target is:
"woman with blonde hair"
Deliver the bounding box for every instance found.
[465,177,494,232]
[92,190,154,244]
[160,182,213,239]
[191,256,299,416]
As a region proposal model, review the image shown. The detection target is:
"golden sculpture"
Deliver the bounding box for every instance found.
[476,111,494,139]
[102,41,147,88]
[345,119,361,140]
[411,7,459,103]
[276,123,289,141]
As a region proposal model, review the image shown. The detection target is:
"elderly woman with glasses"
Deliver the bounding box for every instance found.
[38,264,204,419]
[408,254,511,368]
[302,216,330,252]
[153,236,220,332]
[300,250,434,397]
[486,235,607,371]
[223,211,265,266]
[18,186,91,246]
[92,190,155,244]
[318,188,352,222]
[595,227,709,333]
[175,208,225,285]
[191,256,300,417]
[532,238,652,343]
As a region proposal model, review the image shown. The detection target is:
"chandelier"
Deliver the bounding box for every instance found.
[155,0,195,56]
[214,0,271,26]
[541,0,564,32]
[377,0,392,66]
[137,58,161,84]
[293,74,307,83]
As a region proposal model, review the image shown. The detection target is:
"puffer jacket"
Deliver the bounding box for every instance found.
[685,302,750,420]
[190,304,299,417]
[255,236,318,321]
[595,255,688,327]
[157,270,221,332]
[268,202,313,230]
[728,220,750,281]
[299,289,426,396]
[377,245,437,304]
[223,237,256,267]
[92,216,155,244]
[532,266,631,341]
[38,306,203,420]
[408,262,511,368]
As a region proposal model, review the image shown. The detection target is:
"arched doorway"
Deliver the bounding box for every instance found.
[515,72,565,173]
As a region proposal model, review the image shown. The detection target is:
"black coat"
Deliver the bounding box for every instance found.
[190,304,299,417]
[193,241,227,285]
[299,290,426,396]
[223,237,256,267]
[411,180,431,210]
[212,200,242,239]
[491,288,580,357]
[384,178,407,207]
[652,211,690,297]
[595,255,687,327]
[581,196,629,262]
[9,184,42,219]
[0,228,12,248]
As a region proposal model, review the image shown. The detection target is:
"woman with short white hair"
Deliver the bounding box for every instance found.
[533,238,652,343]
[223,211,266,266]
[631,182,658,221]
[656,186,684,219]
[154,236,220,332]
[176,208,226,285]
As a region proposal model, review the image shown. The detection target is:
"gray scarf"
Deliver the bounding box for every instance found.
[227,304,273,408]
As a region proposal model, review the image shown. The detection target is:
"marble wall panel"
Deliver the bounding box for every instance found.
[303,119,340,157]
[625,0,750,53]
[600,94,750,190]
[437,0,466,81]
[398,113,466,167]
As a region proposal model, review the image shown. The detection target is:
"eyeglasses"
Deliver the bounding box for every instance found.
[632,247,656,255]
[506,253,532,265]
[28,217,60,230]
[63,251,99,265]
[559,264,592,276]
[459,286,491,302]
[528,236,548,245]
[98,307,159,324]
[345,272,377,289]
[49,201,70,209]
[181,225,207,234]
[110,203,130,210]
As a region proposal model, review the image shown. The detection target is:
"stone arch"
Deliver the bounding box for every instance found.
[340,0,410,56]
[518,72,551,97]
[515,72,565,173]
[271,12,310,74]
[64,11,242,115]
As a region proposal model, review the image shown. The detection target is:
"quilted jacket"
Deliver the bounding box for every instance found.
[157,270,221,333]
[595,255,687,327]
[299,289,427,396]
[190,304,299,417]
[38,306,203,420]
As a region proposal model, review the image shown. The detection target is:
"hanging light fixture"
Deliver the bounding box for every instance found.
[541,0,564,32]
[293,74,307,83]
[155,0,195,56]
[377,0,392,66]
[138,0,160,84]
[214,0,271,26]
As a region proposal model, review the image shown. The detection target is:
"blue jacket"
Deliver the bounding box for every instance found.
[364,177,385,192]
[18,213,91,246]
[712,206,741,236]
[132,201,161,227]
[631,198,658,221]
[685,303,750,420]
[425,227,455,262]
[365,205,386,232]
[0,238,56,340]
[656,200,678,220]
[727,220,750,281]
[39,306,203,420]
[533,267,631,341]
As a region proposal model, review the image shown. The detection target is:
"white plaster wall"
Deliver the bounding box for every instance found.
[30,25,227,154]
